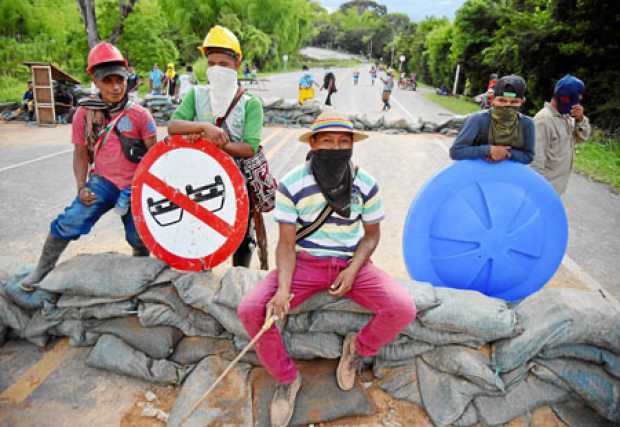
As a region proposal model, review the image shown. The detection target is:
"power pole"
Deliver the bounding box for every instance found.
[453,64,461,96]
[390,46,395,68]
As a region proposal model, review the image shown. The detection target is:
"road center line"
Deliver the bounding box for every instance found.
[265,128,297,160]
[0,148,73,174]
[0,338,74,405]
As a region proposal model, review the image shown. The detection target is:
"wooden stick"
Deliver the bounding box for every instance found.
[179,315,277,426]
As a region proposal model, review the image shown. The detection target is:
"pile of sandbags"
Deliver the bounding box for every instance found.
[142,95,177,125]
[2,252,618,426]
[261,96,322,126]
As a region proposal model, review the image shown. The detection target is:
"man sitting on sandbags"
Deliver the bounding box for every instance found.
[237,112,417,427]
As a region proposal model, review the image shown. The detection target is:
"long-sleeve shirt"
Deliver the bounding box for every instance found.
[531,102,591,195]
[449,110,535,164]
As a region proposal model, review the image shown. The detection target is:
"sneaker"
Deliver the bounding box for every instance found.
[270,374,302,427]
[337,333,364,391]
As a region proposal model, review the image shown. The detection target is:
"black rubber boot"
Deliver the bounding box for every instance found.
[20,234,69,291]
[232,239,254,268]
[132,246,150,257]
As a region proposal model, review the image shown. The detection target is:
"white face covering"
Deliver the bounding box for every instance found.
[207,65,238,119]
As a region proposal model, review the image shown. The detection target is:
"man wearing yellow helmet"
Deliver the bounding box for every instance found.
[164,62,179,101]
[168,25,265,268]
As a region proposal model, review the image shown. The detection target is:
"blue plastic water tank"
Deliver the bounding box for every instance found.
[403,159,568,301]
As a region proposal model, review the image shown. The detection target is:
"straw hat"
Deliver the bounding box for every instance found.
[299,112,369,143]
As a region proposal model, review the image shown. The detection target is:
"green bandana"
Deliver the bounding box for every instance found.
[490,106,523,148]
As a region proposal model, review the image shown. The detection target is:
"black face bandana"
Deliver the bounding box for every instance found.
[309,149,353,217]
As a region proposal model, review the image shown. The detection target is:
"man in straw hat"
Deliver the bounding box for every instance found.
[237,112,417,427]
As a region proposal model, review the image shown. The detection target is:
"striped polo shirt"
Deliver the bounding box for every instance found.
[274,162,384,258]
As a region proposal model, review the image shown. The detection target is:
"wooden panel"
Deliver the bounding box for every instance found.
[36,107,55,124]
[33,68,51,86]
[35,88,52,103]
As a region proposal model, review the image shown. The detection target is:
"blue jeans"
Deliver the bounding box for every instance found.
[50,175,146,251]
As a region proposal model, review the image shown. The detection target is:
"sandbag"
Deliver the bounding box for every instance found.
[23,311,58,347]
[375,361,422,405]
[151,267,184,285]
[421,345,504,392]
[493,288,620,372]
[90,316,182,359]
[538,344,620,379]
[0,292,31,338]
[377,335,434,361]
[453,403,479,427]
[308,310,369,335]
[552,400,618,427]
[138,302,223,337]
[283,331,342,360]
[418,287,521,341]
[532,358,620,422]
[169,336,236,365]
[87,335,191,385]
[359,112,384,129]
[167,356,252,427]
[473,374,570,426]
[37,252,166,298]
[403,320,485,348]
[4,270,58,311]
[57,293,131,308]
[43,300,137,321]
[213,267,268,310]
[285,312,312,333]
[384,115,409,130]
[138,284,223,336]
[417,357,487,426]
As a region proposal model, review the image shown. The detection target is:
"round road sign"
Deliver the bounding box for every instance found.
[402,159,568,301]
[282,54,289,62]
[399,55,406,62]
[132,135,249,271]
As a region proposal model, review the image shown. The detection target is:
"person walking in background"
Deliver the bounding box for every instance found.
[165,63,179,101]
[380,70,394,111]
[531,74,591,195]
[149,63,164,95]
[369,65,377,86]
[323,69,337,106]
[450,75,534,164]
[177,65,197,101]
[352,70,360,86]
[298,65,319,105]
[22,80,35,121]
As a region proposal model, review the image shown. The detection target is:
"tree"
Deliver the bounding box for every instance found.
[76,0,100,48]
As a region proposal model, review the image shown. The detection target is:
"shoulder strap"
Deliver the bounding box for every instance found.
[215,87,245,128]
[92,102,132,161]
[295,166,359,242]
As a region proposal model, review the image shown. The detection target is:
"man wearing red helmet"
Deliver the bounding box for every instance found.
[12,42,158,300]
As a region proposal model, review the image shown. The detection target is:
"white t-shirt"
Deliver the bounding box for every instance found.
[178,73,196,99]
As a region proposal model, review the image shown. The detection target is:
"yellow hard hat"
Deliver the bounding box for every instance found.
[167,63,174,68]
[199,25,242,59]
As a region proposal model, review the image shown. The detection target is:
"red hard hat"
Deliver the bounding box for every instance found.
[86,42,128,74]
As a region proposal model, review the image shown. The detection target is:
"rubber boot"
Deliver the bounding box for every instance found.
[132,246,150,257]
[20,234,69,291]
[232,242,254,268]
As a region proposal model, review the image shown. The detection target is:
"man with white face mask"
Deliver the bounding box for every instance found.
[168,25,264,267]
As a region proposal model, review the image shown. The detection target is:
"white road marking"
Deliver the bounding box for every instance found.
[389,93,417,122]
[0,148,73,173]
[562,254,619,304]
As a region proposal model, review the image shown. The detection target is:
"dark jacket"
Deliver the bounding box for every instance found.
[449,110,535,164]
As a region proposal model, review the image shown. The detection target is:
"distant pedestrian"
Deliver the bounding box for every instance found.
[352,70,360,86]
[369,65,377,86]
[323,70,337,106]
[380,72,394,111]
[165,63,179,100]
[298,65,319,105]
[22,80,35,121]
[531,74,591,195]
[149,63,164,95]
[177,65,197,101]
[450,74,534,164]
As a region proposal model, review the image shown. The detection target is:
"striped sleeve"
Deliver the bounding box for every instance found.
[273,181,298,224]
[358,170,384,224]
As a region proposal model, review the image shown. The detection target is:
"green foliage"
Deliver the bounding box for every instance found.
[426,22,455,88]
[0,75,26,103]
[574,130,620,189]
[425,93,480,115]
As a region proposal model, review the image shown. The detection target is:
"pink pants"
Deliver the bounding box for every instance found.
[237,252,417,384]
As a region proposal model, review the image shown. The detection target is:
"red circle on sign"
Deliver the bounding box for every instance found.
[132,135,249,271]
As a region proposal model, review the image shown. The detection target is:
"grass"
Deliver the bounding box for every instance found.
[574,130,620,190]
[0,75,27,103]
[425,92,480,115]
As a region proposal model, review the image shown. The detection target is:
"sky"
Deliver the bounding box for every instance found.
[318,0,467,21]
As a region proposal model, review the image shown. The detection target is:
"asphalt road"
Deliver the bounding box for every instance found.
[0,63,619,425]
